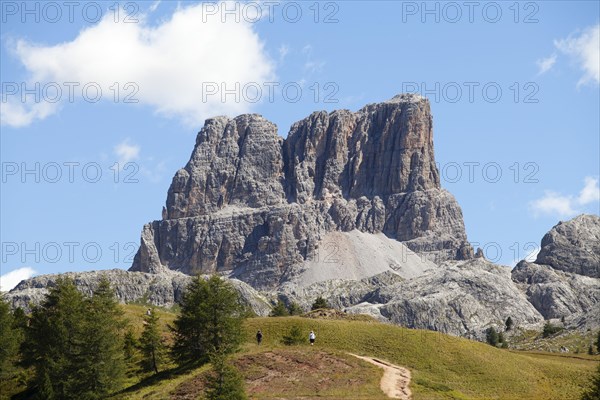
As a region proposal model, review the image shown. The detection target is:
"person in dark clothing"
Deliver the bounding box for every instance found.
[256,330,263,345]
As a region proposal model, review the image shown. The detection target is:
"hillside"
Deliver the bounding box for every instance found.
[111,305,598,400]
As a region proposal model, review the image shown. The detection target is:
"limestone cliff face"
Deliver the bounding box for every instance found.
[130,94,472,287]
[7,93,598,340]
[511,214,600,329]
[166,115,286,219]
[535,214,600,278]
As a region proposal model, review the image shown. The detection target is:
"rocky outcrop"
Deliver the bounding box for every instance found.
[130,94,472,285]
[535,214,600,278]
[511,214,600,330]
[345,259,545,340]
[6,269,271,316]
[166,115,286,219]
[512,261,599,322]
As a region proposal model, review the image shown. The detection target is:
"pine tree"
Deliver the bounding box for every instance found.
[505,317,514,331]
[23,277,127,399]
[287,302,303,316]
[205,353,247,400]
[123,328,140,368]
[171,275,245,365]
[139,308,166,374]
[498,332,505,344]
[23,277,87,399]
[486,327,499,346]
[78,277,126,398]
[311,296,330,310]
[0,295,22,382]
[596,330,600,353]
[270,300,289,317]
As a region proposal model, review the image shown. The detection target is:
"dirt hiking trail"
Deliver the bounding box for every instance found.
[349,353,412,400]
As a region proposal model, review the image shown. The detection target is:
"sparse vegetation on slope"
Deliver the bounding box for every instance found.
[109,306,599,400]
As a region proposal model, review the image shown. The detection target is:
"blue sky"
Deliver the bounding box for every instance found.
[1,1,599,289]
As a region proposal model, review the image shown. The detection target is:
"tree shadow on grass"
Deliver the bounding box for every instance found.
[110,362,206,398]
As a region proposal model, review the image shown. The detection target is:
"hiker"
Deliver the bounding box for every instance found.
[309,330,316,346]
[256,330,263,345]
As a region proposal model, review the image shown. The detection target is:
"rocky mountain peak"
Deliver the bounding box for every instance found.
[130,94,472,282]
[536,214,600,278]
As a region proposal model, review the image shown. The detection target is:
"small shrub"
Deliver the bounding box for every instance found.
[270,300,289,317]
[486,327,499,347]
[581,363,600,400]
[282,325,305,346]
[542,322,563,338]
[288,302,303,316]
[505,317,514,331]
[205,353,247,400]
[498,332,505,344]
[311,297,330,310]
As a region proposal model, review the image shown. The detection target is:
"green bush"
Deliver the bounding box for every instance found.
[287,302,303,316]
[269,300,289,317]
[505,317,514,331]
[205,353,247,400]
[542,322,563,338]
[282,325,305,346]
[581,363,600,400]
[486,327,499,346]
[311,297,330,311]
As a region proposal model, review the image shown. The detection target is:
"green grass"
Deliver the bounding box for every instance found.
[79,305,600,399]
[243,317,599,400]
[510,327,599,354]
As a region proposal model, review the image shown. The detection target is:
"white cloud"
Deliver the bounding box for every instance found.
[555,24,600,86]
[278,44,289,63]
[530,176,600,217]
[114,139,140,165]
[578,176,600,204]
[530,191,577,217]
[536,54,557,75]
[2,1,275,128]
[300,43,325,73]
[1,267,36,292]
[148,0,161,12]
[1,100,58,128]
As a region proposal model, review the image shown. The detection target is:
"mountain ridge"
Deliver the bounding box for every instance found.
[5,94,599,341]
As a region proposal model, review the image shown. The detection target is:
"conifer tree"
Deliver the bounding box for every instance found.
[79,277,126,398]
[139,308,166,374]
[311,296,330,310]
[505,317,514,331]
[171,275,245,364]
[205,353,247,400]
[23,277,127,399]
[287,302,303,316]
[123,328,140,369]
[486,327,499,346]
[0,295,22,382]
[269,300,289,317]
[23,277,87,399]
